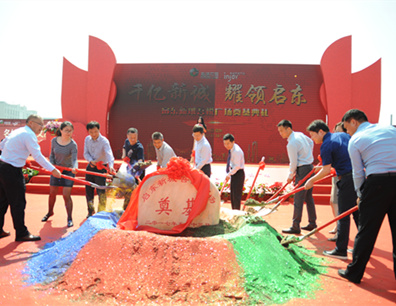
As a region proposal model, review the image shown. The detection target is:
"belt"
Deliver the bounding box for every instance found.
[0,160,19,169]
[338,172,352,180]
[297,164,312,169]
[368,172,396,178]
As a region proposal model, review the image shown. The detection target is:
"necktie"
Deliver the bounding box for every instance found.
[226,150,231,173]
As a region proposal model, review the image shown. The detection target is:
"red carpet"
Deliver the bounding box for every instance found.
[0,166,395,304]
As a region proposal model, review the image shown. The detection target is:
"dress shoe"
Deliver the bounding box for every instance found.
[0,230,11,239]
[15,233,41,242]
[67,220,73,227]
[328,234,338,242]
[301,224,317,231]
[282,227,301,234]
[41,213,53,222]
[338,269,361,284]
[323,249,347,260]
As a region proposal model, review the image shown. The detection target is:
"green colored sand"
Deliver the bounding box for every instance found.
[178,216,327,304]
[218,217,327,305]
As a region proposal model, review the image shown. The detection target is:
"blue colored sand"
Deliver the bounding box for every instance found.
[23,212,120,285]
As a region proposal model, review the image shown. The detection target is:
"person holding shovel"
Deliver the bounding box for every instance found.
[305,120,359,260]
[84,121,115,217]
[223,133,245,210]
[338,109,396,284]
[152,131,176,169]
[277,119,316,234]
[42,121,78,227]
[122,127,145,182]
[0,114,62,242]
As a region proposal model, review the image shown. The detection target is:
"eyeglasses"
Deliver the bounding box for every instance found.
[31,121,44,128]
[62,129,73,133]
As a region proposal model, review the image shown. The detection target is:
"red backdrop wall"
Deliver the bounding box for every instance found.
[108,63,325,164]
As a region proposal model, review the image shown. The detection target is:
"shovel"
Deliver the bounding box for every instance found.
[28,165,115,190]
[281,205,359,247]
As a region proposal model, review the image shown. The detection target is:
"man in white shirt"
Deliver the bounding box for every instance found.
[192,125,213,178]
[223,133,245,210]
[84,121,115,216]
[0,115,62,242]
[277,119,316,234]
[152,132,176,169]
[338,109,396,284]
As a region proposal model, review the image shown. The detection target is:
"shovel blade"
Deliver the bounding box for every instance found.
[91,183,117,190]
[280,235,302,247]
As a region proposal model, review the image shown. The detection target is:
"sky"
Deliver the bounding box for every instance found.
[0,0,395,124]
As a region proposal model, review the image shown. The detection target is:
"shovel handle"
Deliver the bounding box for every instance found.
[283,205,359,246]
[302,205,359,240]
[245,156,265,200]
[317,205,358,232]
[293,159,322,189]
[266,171,336,205]
[219,178,228,196]
[28,165,105,189]
[266,181,290,202]
[243,157,265,210]
[55,165,113,179]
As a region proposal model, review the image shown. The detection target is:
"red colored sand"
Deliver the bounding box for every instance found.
[56,229,245,304]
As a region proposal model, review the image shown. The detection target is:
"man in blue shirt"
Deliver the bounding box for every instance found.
[277,119,316,234]
[305,120,359,260]
[337,109,396,284]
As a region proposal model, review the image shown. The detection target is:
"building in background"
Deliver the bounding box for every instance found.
[0,101,37,119]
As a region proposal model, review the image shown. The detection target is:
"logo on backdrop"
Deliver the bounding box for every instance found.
[223,71,246,82]
[190,68,199,77]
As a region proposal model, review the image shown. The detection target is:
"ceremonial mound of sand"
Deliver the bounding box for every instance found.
[57,229,245,304]
[24,212,326,305]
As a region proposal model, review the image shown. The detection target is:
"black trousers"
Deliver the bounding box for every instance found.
[0,160,29,238]
[85,163,107,207]
[345,174,396,282]
[230,169,245,210]
[201,164,211,178]
[335,174,359,253]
